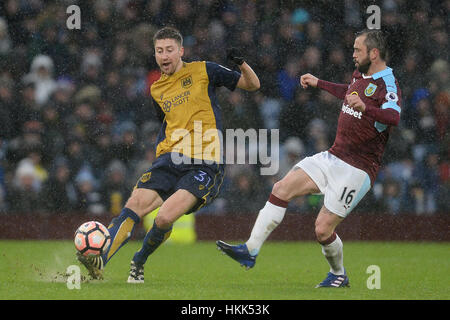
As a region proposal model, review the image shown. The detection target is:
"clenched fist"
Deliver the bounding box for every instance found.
[346,94,366,112]
[300,73,319,88]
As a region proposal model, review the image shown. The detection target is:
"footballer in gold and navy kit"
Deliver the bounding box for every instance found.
[137,60,240,210]
[77,26,260,282]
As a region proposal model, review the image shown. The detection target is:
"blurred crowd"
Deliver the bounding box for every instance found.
[0,0,448,216]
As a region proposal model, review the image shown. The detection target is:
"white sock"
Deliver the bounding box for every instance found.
[245,201,286,256]
[321,234,344,275]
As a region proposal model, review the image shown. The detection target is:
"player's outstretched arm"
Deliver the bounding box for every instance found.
[236,62,260,91]
[301,73,348,100]
[227,47,260,92]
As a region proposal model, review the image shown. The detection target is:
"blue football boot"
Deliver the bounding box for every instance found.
[315,270,350,288]
[216,240,257,270]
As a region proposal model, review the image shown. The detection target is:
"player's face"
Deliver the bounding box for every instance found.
[353,35,371,74]
[154,38,184,75]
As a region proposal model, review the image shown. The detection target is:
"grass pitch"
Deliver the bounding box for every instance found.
[0,240,448,300]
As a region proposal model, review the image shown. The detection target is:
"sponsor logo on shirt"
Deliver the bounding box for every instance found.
[342,103,362,119]
[161,90,191,112]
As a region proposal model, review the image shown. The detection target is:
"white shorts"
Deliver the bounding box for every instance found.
[296,151,371,218]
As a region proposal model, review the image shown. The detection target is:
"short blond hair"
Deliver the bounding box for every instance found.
[153,27,183,47]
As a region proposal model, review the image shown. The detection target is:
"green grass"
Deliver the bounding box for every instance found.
[0,240,448,300]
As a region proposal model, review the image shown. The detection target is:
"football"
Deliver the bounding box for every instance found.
[74,221,111,257]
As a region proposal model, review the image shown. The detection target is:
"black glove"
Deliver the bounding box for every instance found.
[226,47,245,66]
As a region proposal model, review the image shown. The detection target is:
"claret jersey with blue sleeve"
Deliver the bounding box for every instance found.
[329,67,402,184]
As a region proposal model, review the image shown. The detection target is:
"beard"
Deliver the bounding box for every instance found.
[355,55,371,74]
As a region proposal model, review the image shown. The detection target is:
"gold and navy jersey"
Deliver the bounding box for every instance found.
[151,61,240,163]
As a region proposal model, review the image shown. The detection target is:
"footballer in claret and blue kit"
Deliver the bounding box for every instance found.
[217,29,403,289]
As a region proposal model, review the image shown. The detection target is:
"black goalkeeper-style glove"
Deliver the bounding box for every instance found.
[226,47,245,66]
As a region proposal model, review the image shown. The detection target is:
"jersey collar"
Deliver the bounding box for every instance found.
[361,67,393,80]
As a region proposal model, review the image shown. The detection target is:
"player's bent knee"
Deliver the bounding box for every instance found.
[125,197,146,217]
[272,169,319,201]
[314,224,334,243]
[125,189,161,218]
[271,180,291,201]
[154,214,174,229]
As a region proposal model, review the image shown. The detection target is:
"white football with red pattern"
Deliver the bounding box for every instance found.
[74,221,111,257]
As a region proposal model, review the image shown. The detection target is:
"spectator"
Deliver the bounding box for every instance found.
[42,157,77,213]
[403,181,427,215]
[26,148,48,184]
[0,75,16,138]
[277,56,300,102]
[220,90,260,130]
[225,171,265,214]
[51,78,76,120]
[112,121,139,167]
[323,46,348,83]
[300,45,322,78]
[100,160,131,217]
[63,137,90,179]
[398,50,424,102]
[413,151,441,214]
[415,95,438,145]
[92,0,115,46]
[7,158,43,213]
[89,130,116,179]
[434,92,449,143]
[256,93,283,130]
[79,50,103,87]
[305,118,330,156]
[22,54,56,105]
[0,17,12,56]
[428,59,450,96]
[0,2,447,215]
[74,168,105,215]
[16,80,40,128]
[27,18,71,76]
[279,88,315,142]
[40,102,66,158]
[381,179,403,215]
[6,120,44,166]
[278,136,305,179]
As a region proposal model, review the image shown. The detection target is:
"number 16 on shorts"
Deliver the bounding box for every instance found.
[337,172,371,216]
[339,187,356,210]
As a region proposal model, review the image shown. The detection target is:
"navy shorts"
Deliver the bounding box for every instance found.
[135,153,225,213]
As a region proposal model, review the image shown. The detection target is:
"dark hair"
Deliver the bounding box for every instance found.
[153,27,183,46]
[355,29,388,61]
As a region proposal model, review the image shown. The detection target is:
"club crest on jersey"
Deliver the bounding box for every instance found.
[181,75,193,89]
[364,83,377,96]
[140,172,152,183]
